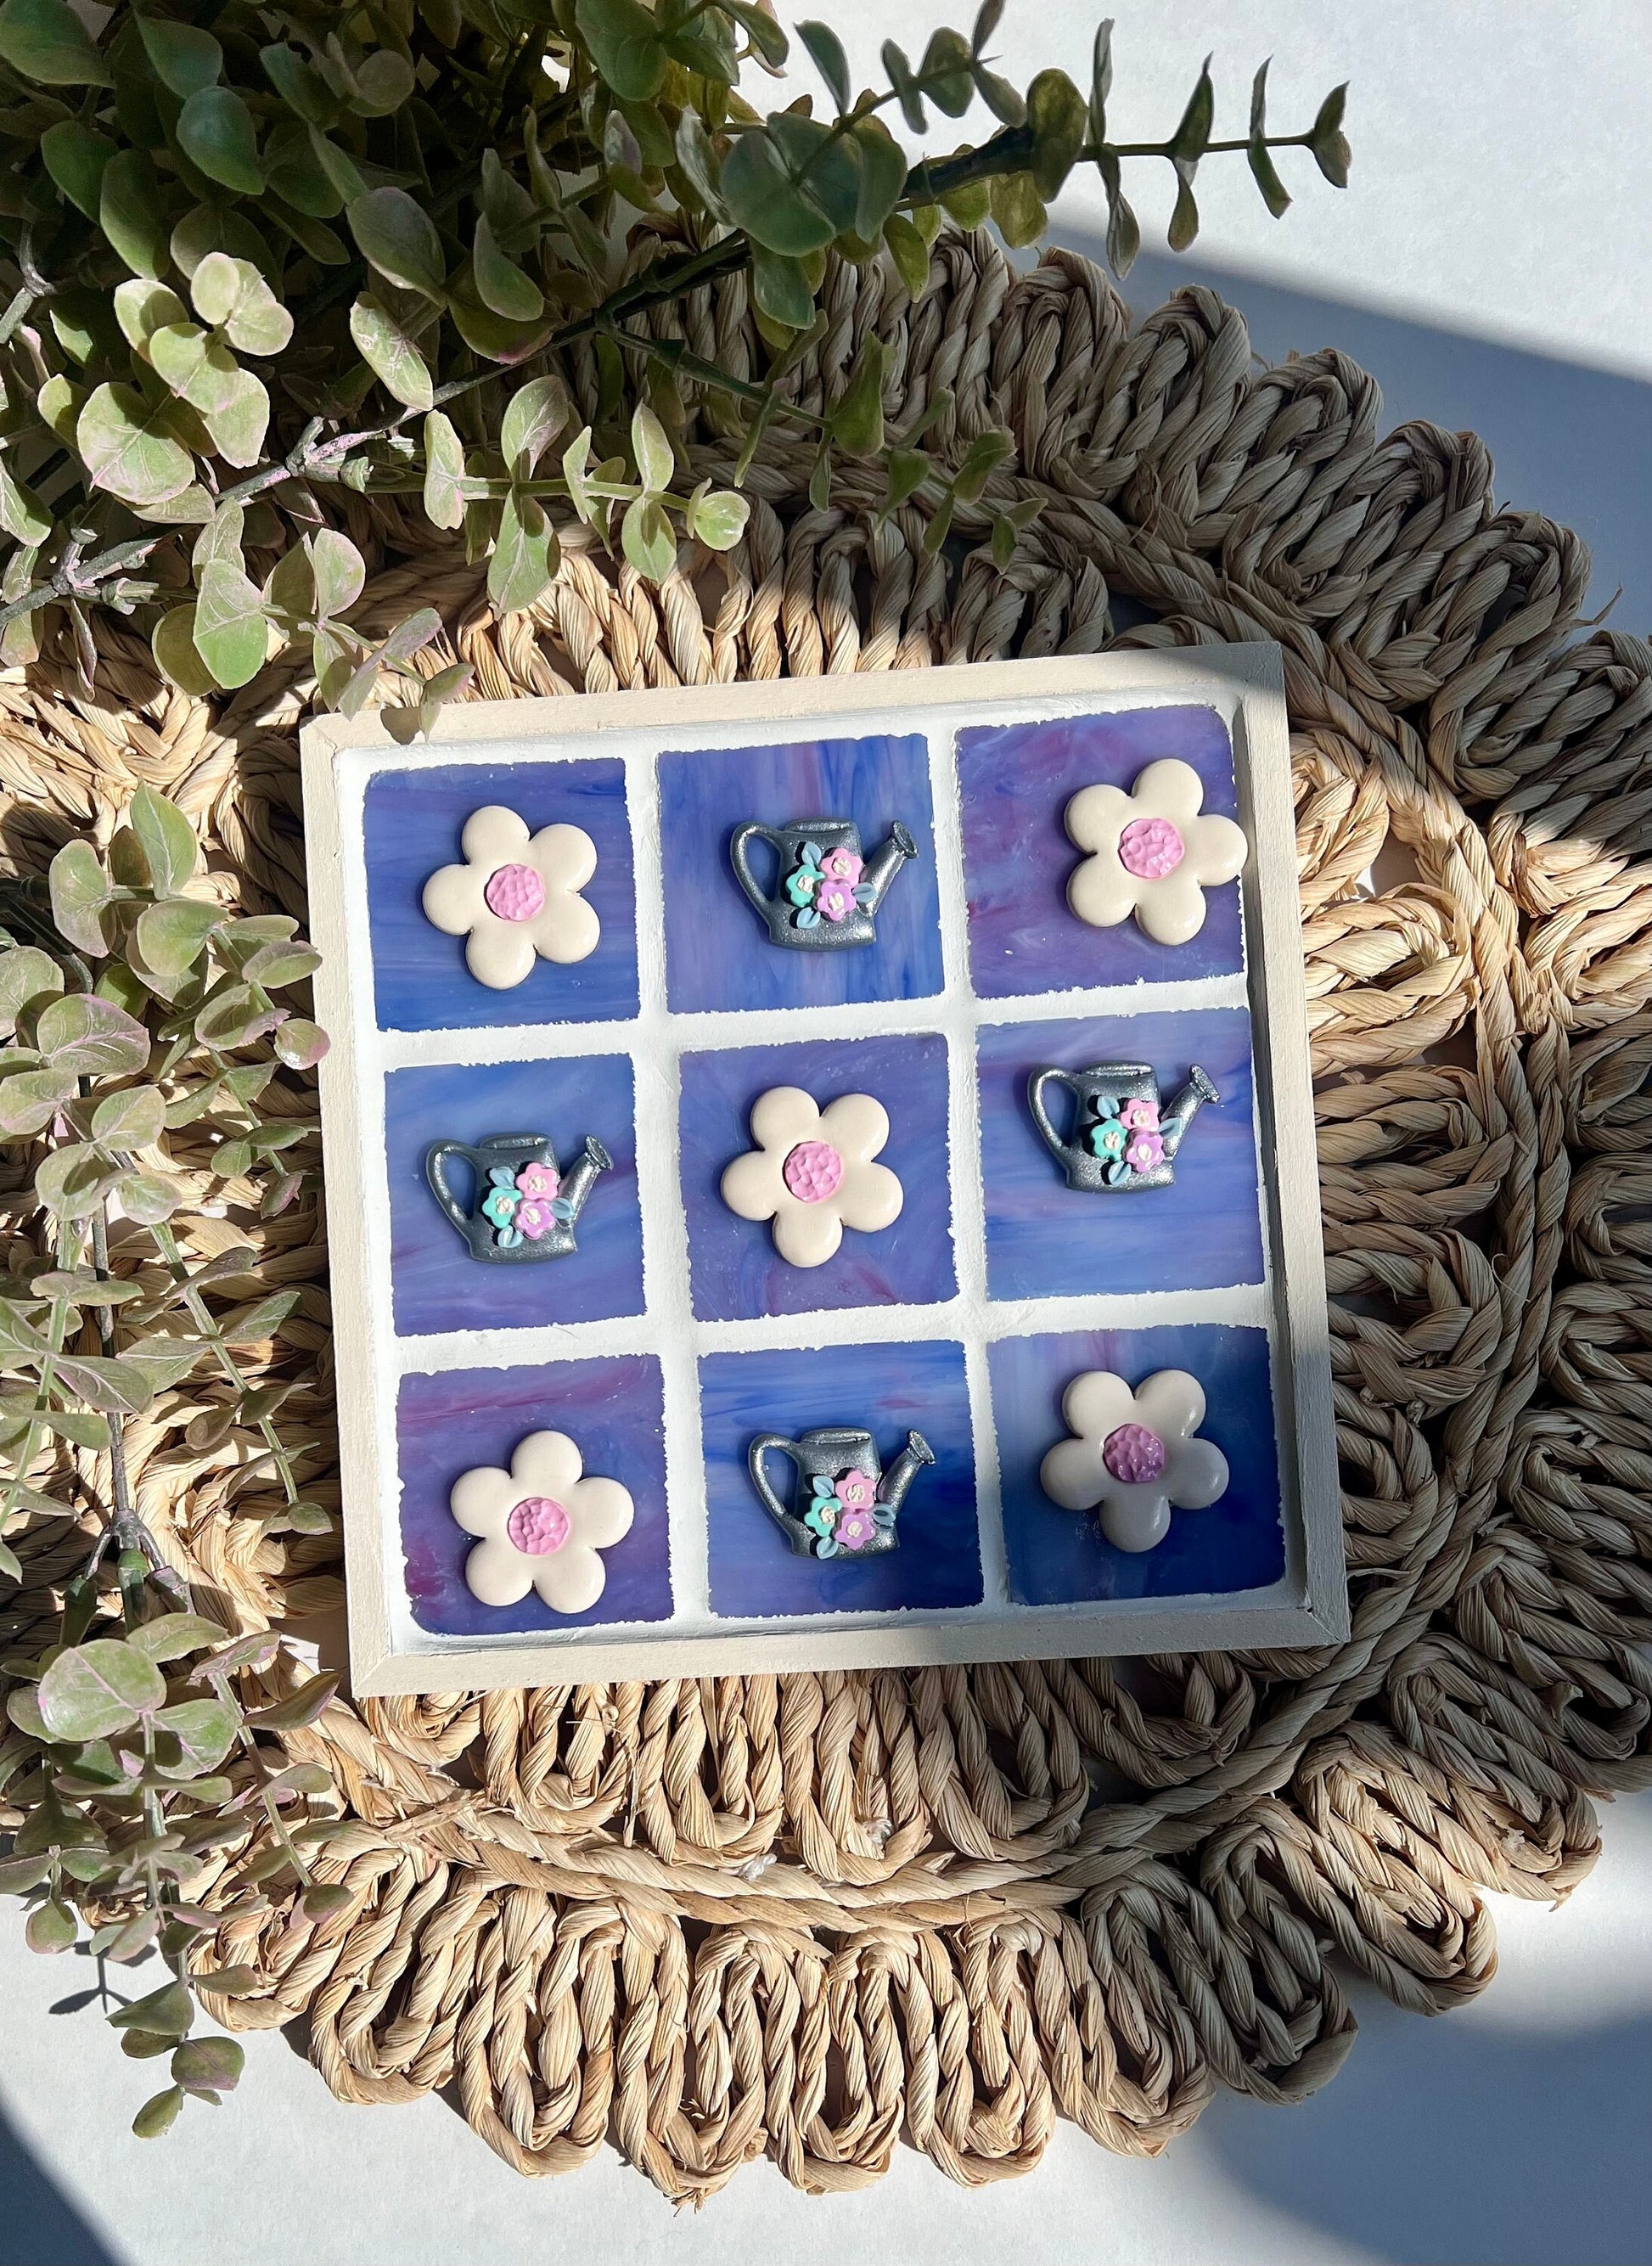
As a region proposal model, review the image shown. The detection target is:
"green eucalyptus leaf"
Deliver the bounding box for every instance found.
[882,213,931,301]
[629,401,674,494]
[620,492,675,581]
[348,185,445,300]
[153,1696,238,1777]
[99,149,171,278]
[48,839,112,955]
[244,1670,340,1731]
[192,561,270,689]
[153,605,218,697]
[118,1336,206,1393]
[348,293,434,412]
[119,1169,179,1224]
[201,368,271,467]
[137,13,222,98]
[473,213,544,322]
[1168,170,1199,252]
[796,19,850,111]
[938,175,990,230]
[241,939,320,987]
[683,481,750,552]
[53,1347,157,1406]
[36,992,151,1076]
[133,897,221,979]
[0,1064,76,1138]
[130,784,199,895]
[90,1082,166,1148]
[126,1612,226,1662]
[261,42,340,127]
[1311,82,1351,188]
[349,48,415,116]
[37,1639,166,1740]
[274,1017,328,1070]
[725,0,787,67]
[26,1898,79,1954]
[40,119,115,218]
[487,490,559,615]
[37,373,83,447]
[918,25,974,115]
[177,87,264,196]
[114,278,188,357]
[171,201,279,284]
[851,116,907,240]
[0,947,64,1032]
[0,0,110,85]
[501,375,571,481]
[1026,66,1087,200]
[422,410,467,530]
[132,2085,184,2139]
[673,110,725,216]
[172,2035,244,2096]
[829,336,885,458]
[749,244,815,330]
[1246,59,1291,218]
[309,529,364,619]
[721,127,838,257]
[1167,55,1215,167]
[110,1977,194,2036]
[42,1405,110,1448]
[574,0,666,101]
[76,385,195,509]
[0,460,48,548]
[988,169,1047,250]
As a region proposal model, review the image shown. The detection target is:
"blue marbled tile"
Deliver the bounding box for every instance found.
[385,1054,643,1339]
[958,706,1243,998]
[658,734,942,1013]
[988,1323,1284,1605]
[678,1032,956,1323]
[976,1004,1263,1302]
[700,1338,981,1618]
[396,1355,671,1636]
[364,758,638,1031]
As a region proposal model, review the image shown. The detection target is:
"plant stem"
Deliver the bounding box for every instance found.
[146,1223,301,1508]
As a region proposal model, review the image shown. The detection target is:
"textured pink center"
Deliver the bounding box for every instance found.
[782,1139,844,1204]
[1117,816,1185,880]
[507,1496,570,1555]
[484,862,546,921]
[1102,1423,1167,1484]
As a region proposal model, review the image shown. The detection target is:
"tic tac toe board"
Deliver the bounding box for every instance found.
[303,649,1346,1695]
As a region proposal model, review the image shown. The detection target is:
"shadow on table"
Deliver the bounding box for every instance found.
[1054,236,1652,629]
[1200,1992,1652,2266]
[0,2099,120,2266]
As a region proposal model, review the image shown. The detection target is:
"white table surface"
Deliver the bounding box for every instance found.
[5,7,1652,2260]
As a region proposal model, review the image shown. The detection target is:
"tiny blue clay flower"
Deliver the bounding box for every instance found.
[786,865,819,908]
[1091,1118,1127,1161]
[481,1185,519,1229]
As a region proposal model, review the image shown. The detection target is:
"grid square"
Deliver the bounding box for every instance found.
[396,1355,671,1636]
[658,734,943,1013]
[700,1340,981,1617]
[958,706,1243,998]
[364,758,638,1031]
[677,1032,956,1322]
[988,1323,1284,1605]
[385,1054,643,1338]
[976,1004,1263,1301]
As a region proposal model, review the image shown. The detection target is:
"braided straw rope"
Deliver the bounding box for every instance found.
[3,231,1650,2196]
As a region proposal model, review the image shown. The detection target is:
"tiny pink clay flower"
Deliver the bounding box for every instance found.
[834,1469,876,1513]
[835,1506,877,1550]
[814,876,857,923]
[1120,1098,1160,1132]
[821,846,863,885]
[1125,1131,1165,1172]
[515,1161,560,1200]
[515,1197,558,1240]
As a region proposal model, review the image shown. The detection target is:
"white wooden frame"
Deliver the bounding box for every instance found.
[302,648,1346,1695]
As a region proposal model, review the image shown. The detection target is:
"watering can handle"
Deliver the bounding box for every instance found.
[747,1434,804,1530]
[1027,1068,1077,1163]
[424,1142,479,1235]
[729,823,784,921]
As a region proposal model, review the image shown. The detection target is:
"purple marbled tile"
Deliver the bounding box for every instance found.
[385,1054,642,1338]
[700,1339,981,1618]
[396,1355,670,1636]
[658,735,942,1013]
[678,1032,956,1323]
[988,1324,1284,1605]
[976,1004,1263,1302]
[364,758,638,1032]
[958,707,1243,998]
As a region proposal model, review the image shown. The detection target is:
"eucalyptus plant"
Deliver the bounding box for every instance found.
[0,0,1351,717]
[0,787,343,2135]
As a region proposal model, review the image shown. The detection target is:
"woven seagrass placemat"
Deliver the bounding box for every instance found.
[3,230,1649,2198]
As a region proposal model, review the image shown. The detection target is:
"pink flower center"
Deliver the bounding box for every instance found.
[782,1139,844,1204]
[1117,816,1185,880]
[507,1495,570,1554]
[1102,1423,1167,1484]
[484,862,547,922]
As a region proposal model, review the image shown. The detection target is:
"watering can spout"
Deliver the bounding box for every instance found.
[560,1135,612,1223]
[1161,1065,1219,1158]
[863,822,919,912]
[880,1430,936,1511]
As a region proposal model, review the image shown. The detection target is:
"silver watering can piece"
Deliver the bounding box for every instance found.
[424,1130,611,1263]
[746,1425,936,1558]
[728,816,919,949]
[1028,1061,1219,1193]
